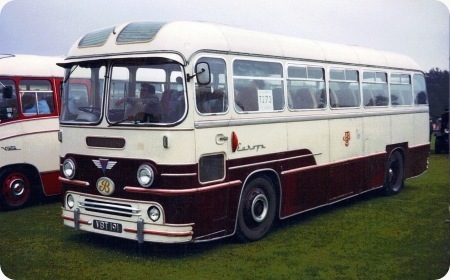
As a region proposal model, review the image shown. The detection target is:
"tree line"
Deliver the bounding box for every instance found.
[426,68,449,119]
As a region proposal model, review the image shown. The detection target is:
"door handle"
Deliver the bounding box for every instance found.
[216,134,228,144]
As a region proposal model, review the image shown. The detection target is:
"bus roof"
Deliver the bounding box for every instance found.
[0,54,65,78]
[63,21,422,72]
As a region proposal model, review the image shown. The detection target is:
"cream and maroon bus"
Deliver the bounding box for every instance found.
[0,54,64,210]
[59,21,429,243]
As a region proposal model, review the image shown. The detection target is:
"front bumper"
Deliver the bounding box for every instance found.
[61,191,193,243]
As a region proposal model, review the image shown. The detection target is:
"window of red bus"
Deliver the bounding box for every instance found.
[19,80,55,116]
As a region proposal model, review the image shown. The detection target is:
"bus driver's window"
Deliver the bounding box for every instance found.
[195,57,228,114]
[0,79,18,121]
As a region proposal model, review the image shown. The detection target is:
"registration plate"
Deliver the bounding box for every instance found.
[93,220,122,233]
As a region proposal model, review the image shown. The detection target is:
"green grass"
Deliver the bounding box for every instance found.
[0,153,448,280]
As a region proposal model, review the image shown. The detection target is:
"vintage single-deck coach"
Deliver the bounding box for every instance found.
[0,54,64,210]
[59,21,429,243]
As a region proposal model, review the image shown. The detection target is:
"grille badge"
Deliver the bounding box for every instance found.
[92,158,117,175]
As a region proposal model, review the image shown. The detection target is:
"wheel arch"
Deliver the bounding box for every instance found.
[240,169,281,212]
[386,144,407,176]
[383,146,406,196]
[233,168,281,242]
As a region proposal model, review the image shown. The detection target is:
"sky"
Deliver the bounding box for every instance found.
[0,0,448,72]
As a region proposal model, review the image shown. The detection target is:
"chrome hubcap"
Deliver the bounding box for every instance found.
[251,194,269,222]
[10,179,26,197]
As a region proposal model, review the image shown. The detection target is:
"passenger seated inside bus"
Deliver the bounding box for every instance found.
[291,88,317,109]
[235,80,266,112]
[166,89,184,122]
[272,88,284,110]
[22,92,51,114]
[415,91,427,104]
[115,83,161,122]
[160,78,185,122]
[196,86,226,114]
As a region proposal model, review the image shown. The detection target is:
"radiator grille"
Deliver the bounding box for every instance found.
[79,198,141,217]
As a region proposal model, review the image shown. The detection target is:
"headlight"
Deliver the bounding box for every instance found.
[148,206,160,222]
[137,164,155,188]
[62,158,76,179]
[67,194,75,209]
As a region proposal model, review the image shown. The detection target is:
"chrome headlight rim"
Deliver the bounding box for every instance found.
[66,194,75,209]
[137,164,155,188]
[148,206,161,222]
[62,158,76,179]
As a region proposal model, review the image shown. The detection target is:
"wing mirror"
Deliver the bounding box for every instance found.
[187,62,211,85]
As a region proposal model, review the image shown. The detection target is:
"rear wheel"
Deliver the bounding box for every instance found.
[0,169,33,210]
[383,151,404,196]
[237,176,276,242]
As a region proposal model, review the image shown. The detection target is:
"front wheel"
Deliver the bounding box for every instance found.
[383,151,404,196]
[237,176,277,242]
[0,169,33,210]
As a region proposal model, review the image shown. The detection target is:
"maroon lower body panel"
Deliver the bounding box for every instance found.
[279,152,387,218]
[405,143,430,178]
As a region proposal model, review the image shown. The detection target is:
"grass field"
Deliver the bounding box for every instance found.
[0,153,448,279]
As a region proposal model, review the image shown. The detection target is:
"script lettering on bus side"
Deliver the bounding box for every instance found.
[1,146,21,151]
[237,143,266,152]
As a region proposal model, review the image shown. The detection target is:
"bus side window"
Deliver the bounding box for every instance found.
[233,60,283,113]
[390,73,412,106]
[287,65,324,110]
[329,69,360,108]
[19,80,53,115]
[363,71,389,107]
[195,57,228,115]
[413,74,428,105]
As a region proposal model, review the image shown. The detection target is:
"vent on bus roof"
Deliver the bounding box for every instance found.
[78,27,115,47]
[116,22,165,44]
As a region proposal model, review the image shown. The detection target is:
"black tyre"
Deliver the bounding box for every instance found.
[237,176,277,242]
[0,168,33,210]
[383,151,404,196]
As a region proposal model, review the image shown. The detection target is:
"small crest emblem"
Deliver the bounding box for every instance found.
[92,158,117,174]
[343,131,351,147]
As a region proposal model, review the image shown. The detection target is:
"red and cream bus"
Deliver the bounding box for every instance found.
[59,21,429,243]
[0,54,64,210]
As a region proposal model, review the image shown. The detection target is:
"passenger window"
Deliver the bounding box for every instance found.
[19,80,54,115]
[329,69,360,108]
[362,71,388,107]
[413,74,428,105]
[233,60,284,112]
[195,57,228,114]
[390,74,412,106]
[287,65,325,110]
